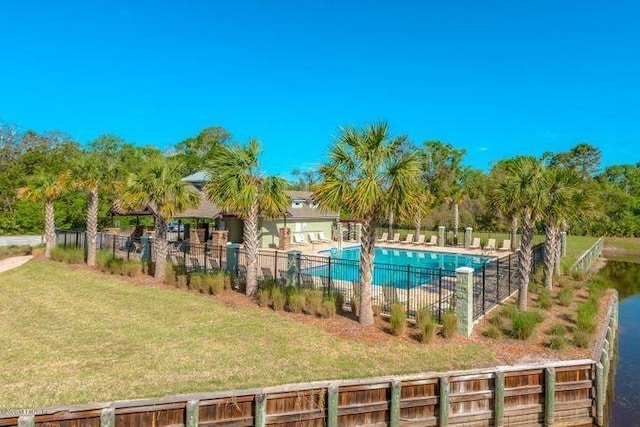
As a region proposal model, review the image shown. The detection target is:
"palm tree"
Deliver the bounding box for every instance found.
[118,155,200,281]
[204,139,289,296]
[315,122,420,326]
[66,152,116,267]
[445,184,467,245]
[489,156,546,310]
[18,173,65,258]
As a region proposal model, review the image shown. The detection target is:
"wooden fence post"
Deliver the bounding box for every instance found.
[186,399,199,427]
[595,362,605,426]
[439,376,450,427]
[327,384,338,427]
[17,416,34,427]
[255,393,267,427]
[545,367,555,426]
[100,408,115,427]
[390,380,401,427]
[494,371,505,427]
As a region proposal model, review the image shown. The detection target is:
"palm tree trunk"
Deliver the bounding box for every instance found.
[543,223,557,290]
[359,213,376,326]
[453,202,459,245]
[510,215,518,251]
[414,215,421,239]
[517,213,535,310]
[387,210,394,237]
[154,216,168,281]
[86,187,99,267]
[243,199,259,296]
[44,199,56,258]
[554,229,563,276]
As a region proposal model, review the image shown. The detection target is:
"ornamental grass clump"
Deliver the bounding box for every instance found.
[389,302,406,336]
[576,302,597,334]
[307,289,324,316]
[203,272,226,295]
[122,260,142,277]
[189,273,204,292]
[442,311,458,339]
[416,308,437,343]
[286,288,306,314]
[484,325,502,339]
[510,309,544,340]
[271,287,286,311]
[557,287,574,307]
[97,250,112,273]
[573,329,590,348]
[350,293,360,317]
[537,287,553,310]
[321,294,337,318]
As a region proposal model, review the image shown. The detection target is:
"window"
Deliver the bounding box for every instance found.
[292,200,304,209]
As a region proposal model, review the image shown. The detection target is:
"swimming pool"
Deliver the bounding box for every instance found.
[306,246,494,289]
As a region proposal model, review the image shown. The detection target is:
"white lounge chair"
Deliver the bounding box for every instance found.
[498,239,511,251]
[378,232,389,242]
[308,233,321,244]
[425,235,438,246]
[293,233,310,245]
[388,233,400,243]
[400,234,414,244]
[413,234,426,245]
[469,237,481,249]
[485,238,496,251]
[317,231,332,243]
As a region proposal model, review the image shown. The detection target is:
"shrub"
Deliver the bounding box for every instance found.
[499,304,518,319]
[307,289,324,316]
[122,260,142,277]
[488,315,503,327]
[271,287,286,311]
[97,251,112,272]
[176,274,188,288]
[416,306,432,328]
[537,288,553,310]
[256,288,270,307]
[372,303,381,317]
[573,329,590,348]
[0,245,32,257]
[588,279,606,303]
[571,269,586,281]
[389,303,406,336]
[484,325,502,339]
[576,302,597,333]
[334,292,345,314]
[321,295,337,318]
[549,323,567,337]
[209,273,227,295]
[419,313,437,343]
[557,287,574,307]
[549,336,566,350]
[107,258,124,275]
[189,273,204,292]
[510,310,544,340]
[287,289,306,314]
[50,247,66,262]
[442,311,457,339]
[164,262,176,286]
[350,293,360,317]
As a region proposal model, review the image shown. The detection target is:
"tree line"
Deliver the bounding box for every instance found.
[2,119,639,325]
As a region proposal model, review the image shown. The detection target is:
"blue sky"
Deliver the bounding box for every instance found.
[1,0,638,175]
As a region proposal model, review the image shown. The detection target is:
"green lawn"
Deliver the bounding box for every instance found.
[564,235,600,267]
[604,236,640,253]
[0,260,496,408]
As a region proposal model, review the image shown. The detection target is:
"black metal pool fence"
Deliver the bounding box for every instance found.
[56,231,544,323]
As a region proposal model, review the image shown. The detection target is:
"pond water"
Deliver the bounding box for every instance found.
[598,258,640,425]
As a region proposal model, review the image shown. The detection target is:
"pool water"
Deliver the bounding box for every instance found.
[308,246,494,288]
[323,246,493,270]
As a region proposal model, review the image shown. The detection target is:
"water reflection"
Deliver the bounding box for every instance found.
[598,259,640,425]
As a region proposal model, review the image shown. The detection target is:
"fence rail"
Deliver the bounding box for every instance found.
[571,236,605,274]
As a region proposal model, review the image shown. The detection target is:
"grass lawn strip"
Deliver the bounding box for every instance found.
[0,260,495,408]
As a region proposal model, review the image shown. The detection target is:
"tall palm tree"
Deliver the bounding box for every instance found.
[315,122,420,326]
[445,185,467,245]
[118,155,200,281]
[18,173,65,258]
[66,152,116,267]
[489,156,546,310]
[204,139,289,296]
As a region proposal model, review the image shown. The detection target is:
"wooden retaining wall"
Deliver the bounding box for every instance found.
[1,295,618,427]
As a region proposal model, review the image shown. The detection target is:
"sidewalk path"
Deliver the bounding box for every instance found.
[0,256,33,273]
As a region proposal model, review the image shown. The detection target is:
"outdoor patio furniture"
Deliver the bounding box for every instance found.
[261,267,275,281]
[485,238,496,251]
[377,232,388,242]
[425,235,438,246]
[469,237,481,249]
[413,234,426,245]
[317,231,332,243]
[190,257,202,271]
[292,233,310,245]
[400,234,414,244]
[387,233,400,243]
[498,239,511,251]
